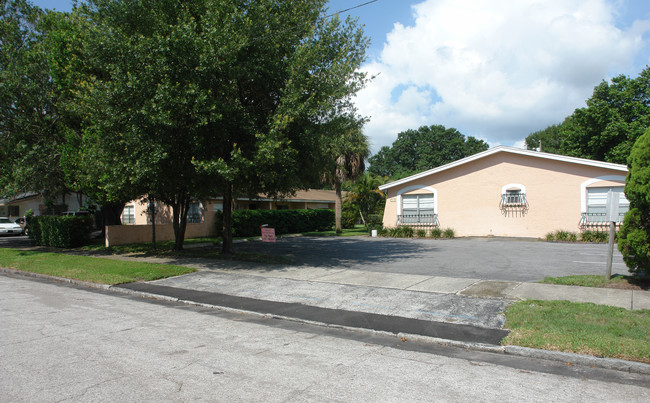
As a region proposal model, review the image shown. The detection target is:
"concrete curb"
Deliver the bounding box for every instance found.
[2,267,649,376]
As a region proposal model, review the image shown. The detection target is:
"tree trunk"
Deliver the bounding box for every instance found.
[172,194,190,251]
[150,200,157,251]
[222,183,234,254]
[335,181,342,234]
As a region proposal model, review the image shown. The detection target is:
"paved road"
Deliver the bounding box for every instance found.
[1,275,648,402]
[231,236,627,282]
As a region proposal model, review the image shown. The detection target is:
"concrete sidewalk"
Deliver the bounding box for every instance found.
[142,263,650,311]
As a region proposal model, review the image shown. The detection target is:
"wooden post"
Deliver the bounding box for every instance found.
[606,221,615,280]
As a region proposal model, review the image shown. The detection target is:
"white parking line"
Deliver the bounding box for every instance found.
[572,261,626,266]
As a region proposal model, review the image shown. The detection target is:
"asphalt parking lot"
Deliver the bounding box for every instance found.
[0,234,628,283]
[232,236,628,282]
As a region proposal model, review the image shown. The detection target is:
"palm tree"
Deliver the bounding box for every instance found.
[347,173,387,229]
[322,121,369,233]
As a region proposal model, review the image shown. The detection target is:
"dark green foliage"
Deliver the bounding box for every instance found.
[580,230,609,243]
[429,227,443,238]
[524,124,564,154]
[368,125,489,179]
[341,201,359,229]
[225,209,334,238]
[27,215,93,247]
[415,229,427,238]
[618,129,650,276]
[525,67,650,164]
[365,214,383,232]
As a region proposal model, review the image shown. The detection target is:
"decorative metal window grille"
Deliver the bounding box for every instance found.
[581,187,629,227]
[399,194,437,226]
[501,190,526,206]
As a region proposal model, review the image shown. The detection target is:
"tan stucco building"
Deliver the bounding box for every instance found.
[379,146,629,238]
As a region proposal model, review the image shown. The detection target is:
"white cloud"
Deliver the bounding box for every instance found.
[359,0,650,153]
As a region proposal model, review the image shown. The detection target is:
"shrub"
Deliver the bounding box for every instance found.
[443,228,455,238]
[618,209,650,276]
[554,230,577,242]
[398,226,414,238]
[366,214,384,232]
[545,232,555,241]
[430,227,443,239]
[341,201,358,229]
[416,229,427,238]
[28,215,93,247]
[618,128,650,277]
[221,209,334,237]
[581,230,609,243]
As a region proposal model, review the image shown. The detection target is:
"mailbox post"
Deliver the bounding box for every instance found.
[605,190,619,280]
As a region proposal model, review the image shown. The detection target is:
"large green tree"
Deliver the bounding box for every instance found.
[525,67,650,163]
[68,0,368,251]
[0,1,67,199]
[617,129,650,277]
[368,125,489,179]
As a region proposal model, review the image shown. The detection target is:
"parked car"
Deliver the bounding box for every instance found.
[14,217,27,235]
[0,217,23,236]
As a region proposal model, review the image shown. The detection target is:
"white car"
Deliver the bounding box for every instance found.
[0,217,23,236]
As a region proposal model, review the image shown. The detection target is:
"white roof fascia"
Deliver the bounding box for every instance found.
[378,146,628,191]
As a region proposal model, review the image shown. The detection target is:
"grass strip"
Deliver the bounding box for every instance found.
[0,248,195,285]
[301,225,370,237]
[503,300,650,364]
[541,274,648,290]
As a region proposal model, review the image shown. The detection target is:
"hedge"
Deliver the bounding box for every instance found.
[217,209,334,237]
[27,215,94,247]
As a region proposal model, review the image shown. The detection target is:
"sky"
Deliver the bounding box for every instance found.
[32,0,650,154]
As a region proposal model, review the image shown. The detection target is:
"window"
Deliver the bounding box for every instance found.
[500,184,527,207]
[122,206,135,224]
[187,202,203,223]
[400,194,436,224]
[502,189,526,206]
[584,187,629,224]
[8,206,19,217]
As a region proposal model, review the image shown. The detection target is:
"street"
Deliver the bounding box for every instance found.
[1,274,648,402]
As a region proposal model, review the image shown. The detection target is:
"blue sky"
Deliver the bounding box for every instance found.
[32,0,650,153]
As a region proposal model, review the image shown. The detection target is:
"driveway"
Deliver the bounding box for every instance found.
[232,236,628,282]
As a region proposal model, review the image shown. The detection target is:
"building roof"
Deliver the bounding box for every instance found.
[212,189,341,203]
[379,146,629,191]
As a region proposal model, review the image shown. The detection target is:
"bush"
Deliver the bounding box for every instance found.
[443,228,455,238]
[618,129,650,277]
[618,208,650,276]
[366,214,383,232]
[581,230,609,243]
[416,229,427,238]
[341,202,358,229]
[220,209,334,238]
[27,215,93,247]
[554,230,577,242]
[430,227,443,238]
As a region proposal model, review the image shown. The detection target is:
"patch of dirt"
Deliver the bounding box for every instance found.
[605,281,649,291]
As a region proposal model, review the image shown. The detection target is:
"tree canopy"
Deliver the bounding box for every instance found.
[3,0,370,251]
[0,1,67,198]
[525,67,650,164]
[368,125,489,179]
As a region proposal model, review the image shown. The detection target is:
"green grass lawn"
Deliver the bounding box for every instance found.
[503,300,650,363]
[300,225,369,237]
[0,248,195,285]
[540,274,649,290]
